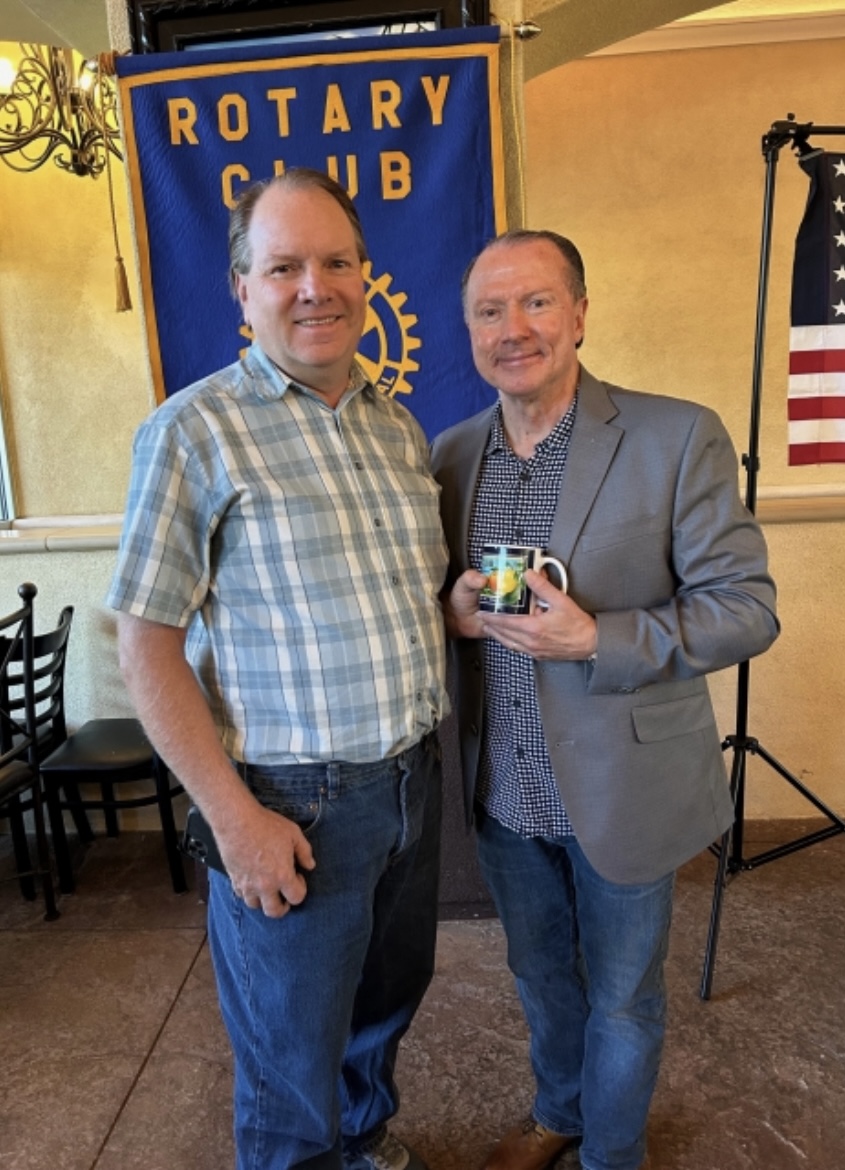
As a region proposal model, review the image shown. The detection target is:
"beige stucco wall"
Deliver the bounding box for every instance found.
[525,35,845,817]
[1,29,843,826]
[0,43,150,767]
[0,71,152,518]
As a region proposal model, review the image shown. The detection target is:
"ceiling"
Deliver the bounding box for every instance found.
[1,0,844,70]
[0,1,111,56]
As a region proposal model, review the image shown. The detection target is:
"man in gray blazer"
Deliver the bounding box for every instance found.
[430,230,779,1170]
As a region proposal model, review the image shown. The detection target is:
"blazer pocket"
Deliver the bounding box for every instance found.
[578,516,665,552]
[631,693,714,743]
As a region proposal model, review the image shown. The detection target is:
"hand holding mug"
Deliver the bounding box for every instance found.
[479,565,598,662]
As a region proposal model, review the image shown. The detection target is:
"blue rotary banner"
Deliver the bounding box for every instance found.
[116,28,505,440]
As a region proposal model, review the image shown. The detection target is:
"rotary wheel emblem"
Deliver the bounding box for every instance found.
[356,262,421,398]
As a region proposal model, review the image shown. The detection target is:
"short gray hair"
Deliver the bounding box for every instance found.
[461,230,587,308]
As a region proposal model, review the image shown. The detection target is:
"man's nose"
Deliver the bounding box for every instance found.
[297,263,331,300]
[499,304,529,339]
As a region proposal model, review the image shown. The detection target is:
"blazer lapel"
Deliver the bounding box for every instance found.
[549,368,622,564]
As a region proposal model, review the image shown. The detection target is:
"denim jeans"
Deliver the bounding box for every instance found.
[207,733,442,1170]
[476,810,675,1170]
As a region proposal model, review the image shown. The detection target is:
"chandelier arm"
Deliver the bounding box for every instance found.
[0,42,124,177]
[0,129,68,170]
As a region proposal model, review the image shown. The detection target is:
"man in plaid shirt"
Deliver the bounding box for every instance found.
[108,169,448,1170]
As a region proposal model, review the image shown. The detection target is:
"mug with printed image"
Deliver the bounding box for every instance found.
[478,545,568,614]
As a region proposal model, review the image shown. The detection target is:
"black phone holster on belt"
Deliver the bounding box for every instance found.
[180,805,227,874]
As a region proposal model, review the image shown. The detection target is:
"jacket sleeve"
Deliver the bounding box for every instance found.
[588,406,779,694]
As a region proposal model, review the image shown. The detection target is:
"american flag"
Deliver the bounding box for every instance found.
[788,151,845,465]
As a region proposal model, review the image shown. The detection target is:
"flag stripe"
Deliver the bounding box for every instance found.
[789,442,845,465]
[787,372,845,396]
[787,395,845,420]
[790,323,845,347]
[789,417,845,442]
[789,349,845,374]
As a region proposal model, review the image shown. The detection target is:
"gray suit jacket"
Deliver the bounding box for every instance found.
[431,368,780,884]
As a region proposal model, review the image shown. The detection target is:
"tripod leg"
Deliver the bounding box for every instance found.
[700,746,745,1000]
[700,822,731,1000]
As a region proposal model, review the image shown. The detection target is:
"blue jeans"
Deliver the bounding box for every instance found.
[207,733,442,1170]
[476,810,675,1170]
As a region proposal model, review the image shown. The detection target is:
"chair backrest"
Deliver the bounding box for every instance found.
[0,583,39,774]
[0,597,73,762]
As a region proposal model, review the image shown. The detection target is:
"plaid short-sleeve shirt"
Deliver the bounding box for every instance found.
[107,345,449,765]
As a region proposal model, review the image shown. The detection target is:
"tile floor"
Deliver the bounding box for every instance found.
[1,822,843,1170]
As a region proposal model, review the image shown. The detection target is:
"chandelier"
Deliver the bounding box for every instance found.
[0,44,123,178]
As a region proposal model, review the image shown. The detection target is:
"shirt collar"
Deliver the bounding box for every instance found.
[485,389,580,459]
[245,343,372,405]
[485,405,508,456]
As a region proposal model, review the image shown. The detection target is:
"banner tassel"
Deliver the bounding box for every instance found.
[115,255,132,312]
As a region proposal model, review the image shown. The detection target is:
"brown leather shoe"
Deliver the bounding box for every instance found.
[480,1117,576,1170]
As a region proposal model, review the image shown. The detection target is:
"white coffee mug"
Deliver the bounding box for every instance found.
[478,545,568,614]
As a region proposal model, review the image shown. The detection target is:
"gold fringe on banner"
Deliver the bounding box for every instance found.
[98,51,132,312]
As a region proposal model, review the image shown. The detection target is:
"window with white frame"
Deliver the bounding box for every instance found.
[0,378,16,521]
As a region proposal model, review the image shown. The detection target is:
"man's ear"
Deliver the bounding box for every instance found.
[235,274,249,325]
[575,296,588,349]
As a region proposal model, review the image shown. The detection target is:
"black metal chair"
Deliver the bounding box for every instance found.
[0,582,60,920]
[1,602,73,758]
[0,602,96,851]
[41,718,188,895]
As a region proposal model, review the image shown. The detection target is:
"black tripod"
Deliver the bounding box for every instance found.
[700,115,845,1001]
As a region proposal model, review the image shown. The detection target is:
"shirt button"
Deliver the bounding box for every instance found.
[355,461,364,470]
[513,698,521,709]
[374,517,382,526]
[516,746,525,759]
[520,470,530,482]
[410,635,418,644]
[391,574,400,585]
[416,691,423,701]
